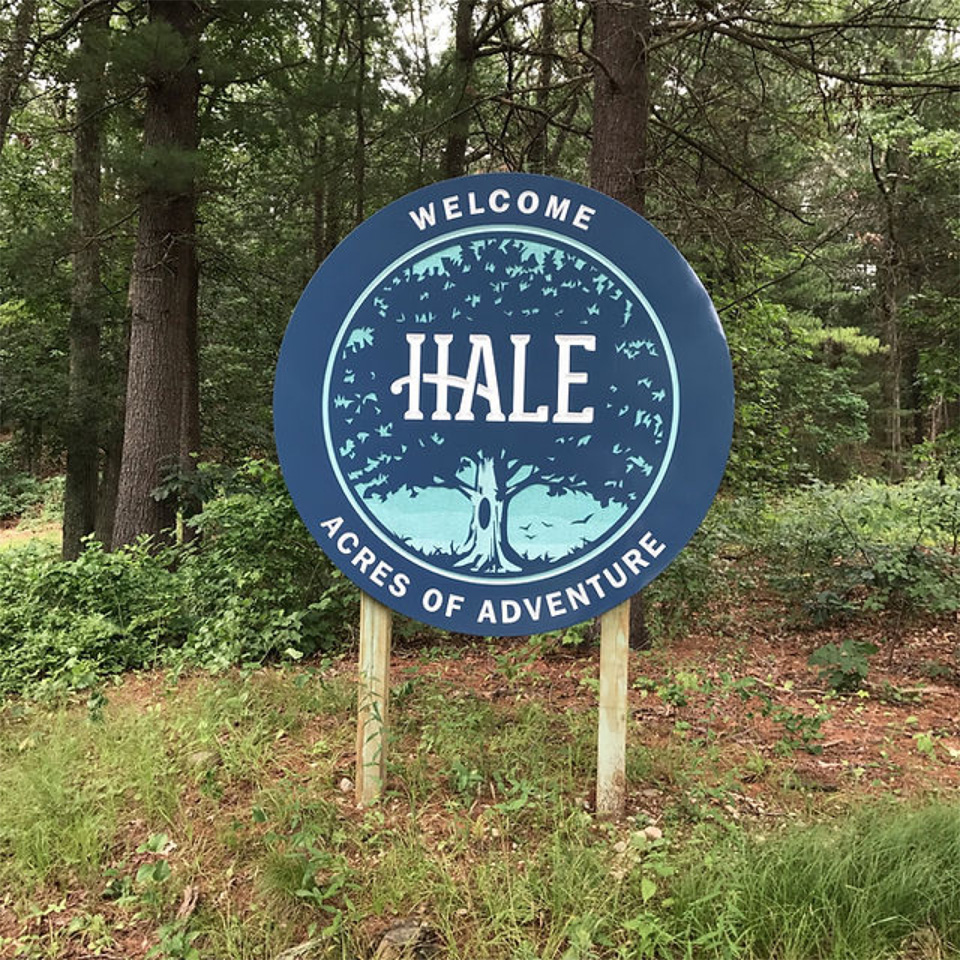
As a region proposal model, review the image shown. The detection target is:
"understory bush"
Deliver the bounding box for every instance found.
[0,461,357,698]
[0,445,62,521]
[756,478,960,627]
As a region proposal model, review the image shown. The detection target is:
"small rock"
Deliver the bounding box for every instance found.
[613,840,628,854]
[374,920,438,959]
[643,825,663,841]
[339,777,354,793]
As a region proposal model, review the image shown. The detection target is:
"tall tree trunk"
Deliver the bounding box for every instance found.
[312,134,327,268]
[0,0,38,157]
[527,1,553,173]
[870,138,907,481]
[442,0,475,179]
[589,0,652,649]
[353,0,366,225]
[310,0,330,268]
[97,316,129,547]
[112,0,200,549]
[63,6,108,560]
[877,242,904,479]
[589,0,650,215]
[96,417,123,546]
[178,235,200,542]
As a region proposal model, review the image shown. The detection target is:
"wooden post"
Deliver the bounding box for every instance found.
[596,599,630,818]
[356,592,392,806]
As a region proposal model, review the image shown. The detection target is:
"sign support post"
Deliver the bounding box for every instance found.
[356,592,392,806]
[597,599,630,818]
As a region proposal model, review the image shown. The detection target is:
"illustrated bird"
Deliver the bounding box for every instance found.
[571,513,594,526]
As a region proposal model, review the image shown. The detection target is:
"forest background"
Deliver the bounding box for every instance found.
[0,1,959,957]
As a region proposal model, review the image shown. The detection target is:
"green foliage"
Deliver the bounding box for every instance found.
[809,640,879,692]
[0,461,359,699]
[758,478,960,627]
[0,443,61,520]
[643,524,723,641]
[0,538,183,697]
[175,460,358,669]
[724,297,876,487]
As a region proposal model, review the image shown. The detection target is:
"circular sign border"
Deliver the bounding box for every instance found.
[274,172,734,637]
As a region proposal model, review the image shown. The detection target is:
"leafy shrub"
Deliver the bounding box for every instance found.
[642,496,761,640]
[757,478,960,627]
[176,460,358,667]
[0,442,60,521]
[809,640,878,692]
[0,469,44,520]
[0,538,185,697]
[0,461,360,699]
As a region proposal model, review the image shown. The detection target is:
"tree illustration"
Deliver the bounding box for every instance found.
[327,234,673,575]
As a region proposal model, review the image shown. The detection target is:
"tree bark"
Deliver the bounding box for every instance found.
[96,417,122,546]
[0,0,38,158]
[178,232,200,543]
[870,137,907,481]
[312,136,327,269]
[63,6,108,560]
[527,1,554,173]
[589,0,652,649]
[111,0,200,549]
[589,0,650,216]
[353,0,366,225]
[442,0,475,179]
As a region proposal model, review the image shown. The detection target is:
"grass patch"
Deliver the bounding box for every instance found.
[674,802,960,957]
[1,666,959,958]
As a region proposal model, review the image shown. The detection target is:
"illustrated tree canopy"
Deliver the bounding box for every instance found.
[326,234,676,575]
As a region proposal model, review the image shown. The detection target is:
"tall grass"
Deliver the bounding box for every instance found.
[674,802,960,957]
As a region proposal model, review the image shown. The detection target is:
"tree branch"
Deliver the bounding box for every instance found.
[713,23,960,92]
[650,108,814,225]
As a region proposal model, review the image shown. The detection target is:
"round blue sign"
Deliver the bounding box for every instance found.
[274,173,733,636]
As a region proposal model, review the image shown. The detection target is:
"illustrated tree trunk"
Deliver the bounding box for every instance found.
[589,0,652,649]
[0,0,38,158]
[456,457,521,573]
[442,0,475,178]
[63,6,107,560]
[111,0,200,549]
